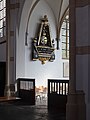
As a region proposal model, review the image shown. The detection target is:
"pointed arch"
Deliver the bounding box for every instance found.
[25,0,40,45]
[25,0,57,46]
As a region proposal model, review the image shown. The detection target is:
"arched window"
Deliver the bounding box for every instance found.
[60,11,69,78]
[0,0,6,38]
[61,13,69,59]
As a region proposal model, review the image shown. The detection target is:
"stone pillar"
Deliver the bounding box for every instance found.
[66,0,77,118]
[4,0,11,97]
[66,0,86,120]
[5,0,20,97]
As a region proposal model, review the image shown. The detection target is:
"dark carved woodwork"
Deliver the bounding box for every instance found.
[48,79,69,113]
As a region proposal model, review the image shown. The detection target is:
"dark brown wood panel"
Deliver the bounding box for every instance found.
[48,79,69,112]
[15,78,35,105]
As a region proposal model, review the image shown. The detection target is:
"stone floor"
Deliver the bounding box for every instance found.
[0,101,66,120]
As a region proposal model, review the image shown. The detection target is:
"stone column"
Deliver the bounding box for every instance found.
[5,0,20,97]
[66,0,86,120]
[4,0,11,97]
[66,0,77,119]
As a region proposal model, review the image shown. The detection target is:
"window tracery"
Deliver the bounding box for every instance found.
[61,13,69,59]
[0,0,6,38]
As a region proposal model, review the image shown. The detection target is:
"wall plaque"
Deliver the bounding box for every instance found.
[32,15,55,64]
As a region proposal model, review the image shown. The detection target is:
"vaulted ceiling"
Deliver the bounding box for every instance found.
[44,0,69,41]
[21,0,69,46]
[45,0,69,24]
[25,0,69,26]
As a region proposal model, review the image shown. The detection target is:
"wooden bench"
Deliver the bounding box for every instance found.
[15,78,35,105]
[0,96,20,104]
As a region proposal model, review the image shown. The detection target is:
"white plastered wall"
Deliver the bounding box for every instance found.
[16,0,69,88]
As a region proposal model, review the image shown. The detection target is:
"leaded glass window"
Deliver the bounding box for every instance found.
[61,14,69,59]
[0,0,6,38]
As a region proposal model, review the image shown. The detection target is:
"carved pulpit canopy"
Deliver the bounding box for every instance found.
[32,15,55,64]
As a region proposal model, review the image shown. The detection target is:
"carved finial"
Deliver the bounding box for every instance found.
[42,15,48,22]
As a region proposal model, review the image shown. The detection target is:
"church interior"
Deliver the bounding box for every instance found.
[0,0,89,120]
